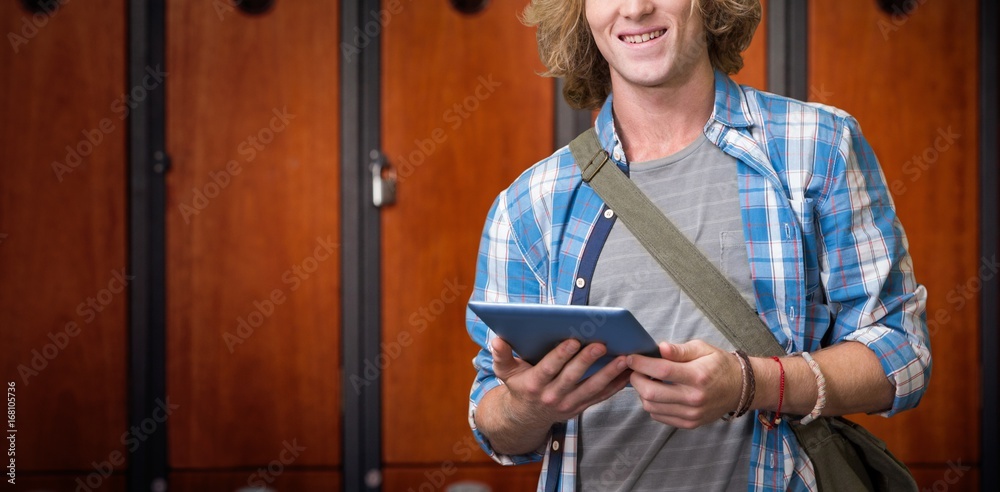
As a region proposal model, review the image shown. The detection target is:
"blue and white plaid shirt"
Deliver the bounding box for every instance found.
[465,71,930,492]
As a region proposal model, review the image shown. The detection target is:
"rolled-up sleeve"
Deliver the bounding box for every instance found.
[816,115,931,416]
[466,190,548,464]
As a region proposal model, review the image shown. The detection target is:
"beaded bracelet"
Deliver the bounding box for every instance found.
[799,351,827,425]
[759,356,785,430]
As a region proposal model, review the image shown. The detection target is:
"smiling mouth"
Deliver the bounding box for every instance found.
[620,29,667,45]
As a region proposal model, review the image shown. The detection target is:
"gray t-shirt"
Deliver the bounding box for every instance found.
[579,134,756,492]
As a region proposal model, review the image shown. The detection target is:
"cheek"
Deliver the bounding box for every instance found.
[583,1,612,38]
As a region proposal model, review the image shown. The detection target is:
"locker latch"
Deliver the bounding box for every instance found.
[370,151,396,208]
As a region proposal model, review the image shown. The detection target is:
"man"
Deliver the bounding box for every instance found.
[465,0,930,490]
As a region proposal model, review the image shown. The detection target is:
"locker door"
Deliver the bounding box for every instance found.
[0,0,128,488]
[379,2,550,488]
[810,0,980,489]
[165,1,341,488]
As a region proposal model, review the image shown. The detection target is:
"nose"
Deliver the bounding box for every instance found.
[620,0,655,20]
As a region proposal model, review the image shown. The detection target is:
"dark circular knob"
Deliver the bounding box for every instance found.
[236,0,275,16]
[21,0,60,15]
[875,0,918,15]
[450,0,489,15]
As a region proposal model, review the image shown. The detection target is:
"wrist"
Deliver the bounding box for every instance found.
[748,355,818,416]
[500,387,555,431]
[749,356,777,412]
[723,350,754,421]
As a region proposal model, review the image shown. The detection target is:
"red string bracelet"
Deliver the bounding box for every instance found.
[758,356,785,430]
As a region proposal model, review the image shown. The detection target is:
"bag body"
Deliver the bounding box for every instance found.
[793,417,917,491]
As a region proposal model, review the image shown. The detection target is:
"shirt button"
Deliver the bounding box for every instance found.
[613,152,622,161]
[552,440,560,451]
[604,209,614,219]
[575,277,586,289]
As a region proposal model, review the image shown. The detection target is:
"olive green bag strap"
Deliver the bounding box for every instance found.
[568,127,917,492]
[569,127,784,358]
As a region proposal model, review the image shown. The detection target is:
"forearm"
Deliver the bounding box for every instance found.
[475,385,555,456]
[749,341,894,417]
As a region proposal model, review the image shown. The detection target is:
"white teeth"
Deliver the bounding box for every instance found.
[622,29,665,44]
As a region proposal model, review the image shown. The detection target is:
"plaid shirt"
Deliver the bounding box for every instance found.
[465,71,930,492]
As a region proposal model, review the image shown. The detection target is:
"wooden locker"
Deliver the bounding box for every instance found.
[0,0,129,477]
[810,0,980,489]
[164,0,342,480]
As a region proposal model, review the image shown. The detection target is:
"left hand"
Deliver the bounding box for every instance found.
[627,340,743,429]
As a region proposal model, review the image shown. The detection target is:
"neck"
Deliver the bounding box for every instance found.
[612,64,716,163]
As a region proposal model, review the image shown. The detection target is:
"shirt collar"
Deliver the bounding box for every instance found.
[593,70,754,160]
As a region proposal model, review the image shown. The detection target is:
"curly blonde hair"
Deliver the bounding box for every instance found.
[523,0,762,110]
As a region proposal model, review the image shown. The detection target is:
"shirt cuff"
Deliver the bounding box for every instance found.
[842,325,930,417]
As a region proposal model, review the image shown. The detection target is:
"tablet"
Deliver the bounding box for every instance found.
[468,301,660,380]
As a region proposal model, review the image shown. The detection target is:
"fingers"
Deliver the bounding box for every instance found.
[628,341,744,428]
[492,337,633,421]
[563,355,631,409]
[552,342,610,390]
[490,337,518,379]
[630,371,691,406]
[629,340,722,384]
[659,340,713,362]
[531,339,584,382]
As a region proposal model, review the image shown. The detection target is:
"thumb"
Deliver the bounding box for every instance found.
[490,336,519,378]
[659,340,712,362]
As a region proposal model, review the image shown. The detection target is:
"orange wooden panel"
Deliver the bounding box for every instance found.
[165,0,341,468]
[169,470,340,491]
[383,464,542,492]
[810,0,979,464]
[380,1,553,464]
[0,0,128,471]
[730,0,767,89]
[10,473,126,492]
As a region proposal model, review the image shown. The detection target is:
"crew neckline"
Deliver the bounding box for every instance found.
[628,134,709,172]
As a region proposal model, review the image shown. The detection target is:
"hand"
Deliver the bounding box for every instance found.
[627,340,742,429]
[491,337,632,429]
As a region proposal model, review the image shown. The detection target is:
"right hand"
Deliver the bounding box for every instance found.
[490,337,632,428]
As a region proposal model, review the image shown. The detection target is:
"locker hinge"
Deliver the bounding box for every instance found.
[152,150,171,175]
